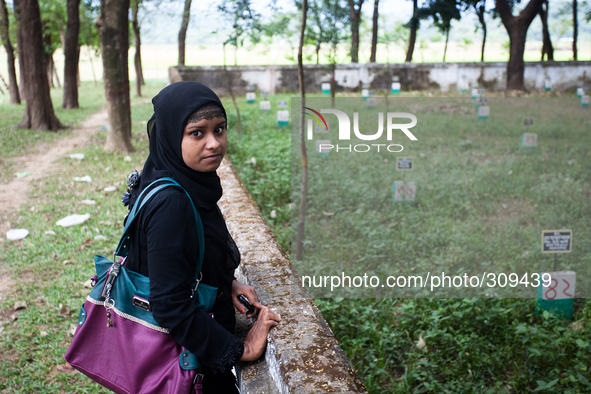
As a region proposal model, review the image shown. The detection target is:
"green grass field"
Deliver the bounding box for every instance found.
[0,83,589,393]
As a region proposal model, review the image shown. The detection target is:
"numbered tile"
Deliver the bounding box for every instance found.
[277,110,289,126]
[321,82,331,95]
[581,95,590,108]
[391,82,401,94]
[521,133,537,147]
[536,271,576,320]
[366,97,377,108]
[362,89,369,99]
[259,101,271,111]
[478,105,490,120]
[405,181,417,201]
[246,92,256,103]
[544,79,552,91]
[577,87,585,97]
[471,88,479,98]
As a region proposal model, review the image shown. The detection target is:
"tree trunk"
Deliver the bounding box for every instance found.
[132,1,144,97]
[296,0,308,262]
[405,0,418,62]
[316,44,320,64]
[43,23,54,89]
[572,0,577,60]
[0,0,20,104]
[348,0,363,63]
[98,0,134,152]
[369,0,379,63]
[476,6,487,62]
[539,0,553,61]
[63,0,80,109]
[178,0,191,66]
[14,0,64,131]
[496,0,545,90]
[443,29,449,62]
[223,44,241,135]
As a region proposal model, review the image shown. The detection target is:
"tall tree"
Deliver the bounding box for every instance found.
[572,0,577,60]
[539,0,553,61]
[178,0,191,66]
[131,0,144,97]
[296,0,308,261]
[405,0,419,62]
[97,0,134,152]
[347,0,363,63]
[463,0,487,62]
[62,0,80,109]
[0,0,20,104]
[369,0,378,62]
[14,0,64,131]
[419,0,460,62]
[495,0,545,90]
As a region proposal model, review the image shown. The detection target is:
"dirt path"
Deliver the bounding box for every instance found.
[0,109,109,214]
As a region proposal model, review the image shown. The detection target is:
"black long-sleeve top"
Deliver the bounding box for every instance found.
[124,188,244,373]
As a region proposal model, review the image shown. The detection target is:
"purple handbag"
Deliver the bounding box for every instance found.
[65,178,217,394]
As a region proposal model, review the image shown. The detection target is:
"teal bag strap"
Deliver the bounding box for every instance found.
[113,177,205,280]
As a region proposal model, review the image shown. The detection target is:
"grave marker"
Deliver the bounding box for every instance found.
[277,110,289,126]
[391,76,400,94]
[322,82,331,95]
[246,92,256,103]
[260,101,271,112]
[521,133,537,147]
[478,105,490,120]
[277,100,287,108]
[536,271,576,320]
[396,157,414,171]
[581,95,590,108]
[366,97,377,107]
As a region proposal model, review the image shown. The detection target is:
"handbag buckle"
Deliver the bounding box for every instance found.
[190,272,203,299]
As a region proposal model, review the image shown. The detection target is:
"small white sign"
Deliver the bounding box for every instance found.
[391,82,401,91]
[471,88,479,98]
[277,110,289,122]
[246,92,256,102]
[577,87,585,97]
[522,133,537,147]
[540,271,576,300]
[478,106,490,117]
[366,97,377,107]
[393,181,416,202]
[321,83,331,92]
[361,89,369,98]
[259,101,271,111]
[581,95,590,107]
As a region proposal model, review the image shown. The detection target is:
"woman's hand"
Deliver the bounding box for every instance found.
[232,280,263,318]
[240,305,281,362]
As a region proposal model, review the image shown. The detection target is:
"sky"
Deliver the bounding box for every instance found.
[138,0,589,46]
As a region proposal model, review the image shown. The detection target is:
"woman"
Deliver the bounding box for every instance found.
[124,81,281,392]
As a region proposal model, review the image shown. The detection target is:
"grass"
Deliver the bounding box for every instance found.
[224,93,591,392]
[0,80,165,184]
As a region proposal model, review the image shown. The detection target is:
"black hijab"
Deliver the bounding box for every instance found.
[137,81,228,209]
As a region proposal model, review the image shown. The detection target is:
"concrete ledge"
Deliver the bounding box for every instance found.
[173,61,591,94]
[217,158,367,393]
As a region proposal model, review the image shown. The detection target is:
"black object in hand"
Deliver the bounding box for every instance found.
[238,295,255,314]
